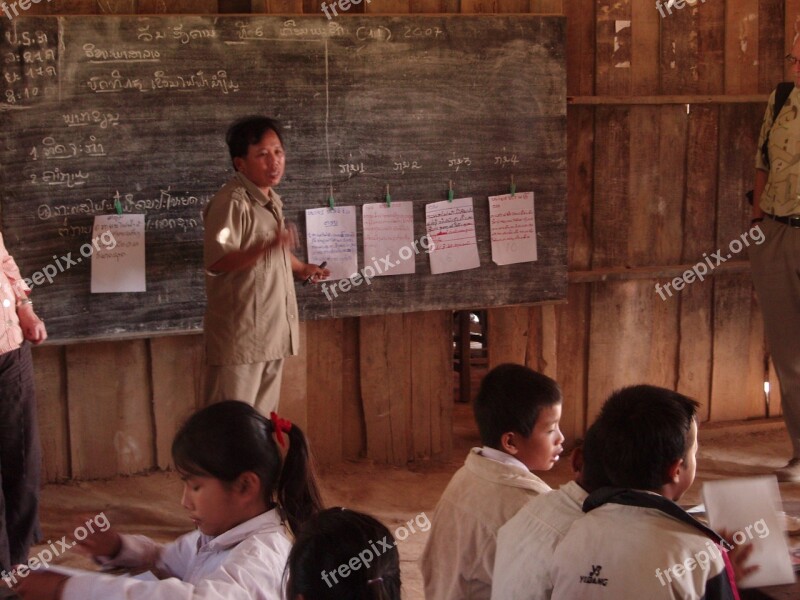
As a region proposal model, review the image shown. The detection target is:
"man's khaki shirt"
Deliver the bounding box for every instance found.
[203,173,298,365]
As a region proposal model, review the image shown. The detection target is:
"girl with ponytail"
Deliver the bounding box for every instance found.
[15,400,323,600]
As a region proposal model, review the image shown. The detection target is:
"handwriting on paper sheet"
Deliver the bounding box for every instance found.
[425,197,480,275]
[363,201,415,276]
[305,206,358,280]
[489,192,538,266]
[91,214,146,293]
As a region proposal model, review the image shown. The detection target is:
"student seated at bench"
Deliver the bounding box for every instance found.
[422,364,565,600]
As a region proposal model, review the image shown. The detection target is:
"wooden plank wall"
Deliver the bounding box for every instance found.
[23,0,790,481]
[486,0,787,437]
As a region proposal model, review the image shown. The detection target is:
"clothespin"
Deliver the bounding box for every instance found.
[385,184,391,208]
[510,175,516,198]
[114,193,123,215]
[448,180,454,202]
[328,185,335,209]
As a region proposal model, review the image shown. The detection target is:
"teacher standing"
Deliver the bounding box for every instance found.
[751,43,800,481]
[203,117,328,414]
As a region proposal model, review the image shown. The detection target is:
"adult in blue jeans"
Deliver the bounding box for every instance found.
[0,233,46,573]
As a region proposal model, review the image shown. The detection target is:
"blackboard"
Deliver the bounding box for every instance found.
[0,15,566,342]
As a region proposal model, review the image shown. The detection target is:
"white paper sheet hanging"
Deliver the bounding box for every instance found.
[91,214,146,294]
[425,197,480,275]
[305,206,358,281]
[489,191,538,265]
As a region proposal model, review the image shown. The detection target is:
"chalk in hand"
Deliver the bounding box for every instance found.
[303,260,327,286]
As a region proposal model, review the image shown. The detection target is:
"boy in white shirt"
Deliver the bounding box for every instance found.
[550,385,740,600]
[491,422,608,600]
[421,364,565,600]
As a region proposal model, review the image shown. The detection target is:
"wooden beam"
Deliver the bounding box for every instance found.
[568,260,751,283]
[569,95,769,105]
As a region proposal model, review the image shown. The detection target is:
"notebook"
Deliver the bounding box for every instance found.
[702,476,795,588]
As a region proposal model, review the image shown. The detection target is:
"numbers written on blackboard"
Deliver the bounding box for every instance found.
[403,26,444,40]
[4,65,56,84]
[2,28,57,105]
[355,25,444,43]
[4,48,55,65]
[356,26,392,42]
[5,87,38,104]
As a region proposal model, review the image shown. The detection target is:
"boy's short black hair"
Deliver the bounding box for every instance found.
[473,363,562,449]
[594,385,699,490]
[579,422,611,493]
[226,116,284,161]
[286,507,401,600]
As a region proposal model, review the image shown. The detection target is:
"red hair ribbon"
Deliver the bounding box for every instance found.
[270,412,292,448]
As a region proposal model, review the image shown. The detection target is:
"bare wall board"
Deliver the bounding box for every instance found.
[0,15,566,342]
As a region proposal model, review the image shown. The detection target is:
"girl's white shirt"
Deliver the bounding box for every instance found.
[63,508,291,600]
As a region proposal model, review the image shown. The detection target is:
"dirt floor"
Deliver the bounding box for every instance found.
[29,401,800,600]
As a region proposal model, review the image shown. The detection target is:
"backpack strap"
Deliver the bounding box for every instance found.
[762,81,795,167]
[774,81,795,120]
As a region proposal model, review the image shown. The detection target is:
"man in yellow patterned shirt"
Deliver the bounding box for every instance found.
[751,40,800,481]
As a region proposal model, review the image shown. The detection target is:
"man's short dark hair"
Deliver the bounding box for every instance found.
[226,116,284,161]
[473,363,562,449]
[594,385,699,490]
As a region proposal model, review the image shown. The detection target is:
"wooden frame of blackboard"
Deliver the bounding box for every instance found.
[0,14,566,342]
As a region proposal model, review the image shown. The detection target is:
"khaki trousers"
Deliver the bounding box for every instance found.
[205,359,284,416]
[750,217,800,456]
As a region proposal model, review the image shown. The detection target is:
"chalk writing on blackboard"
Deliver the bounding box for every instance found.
[83,44,162,62]
[494,153,520,168]
[62,111,120,128]
[30,168,90,188]
[339,162,366,179]
[448,156,472,172]
[394,159,422,175]
[0,13,567,339]
[85,69,239,94]
[29,136,106,161]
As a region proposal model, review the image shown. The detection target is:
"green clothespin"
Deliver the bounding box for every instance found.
[448,180,454,202]
[114,194,123,215]
[385,184,392,207]
[510,175,516,198]
[328,185,335,209]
